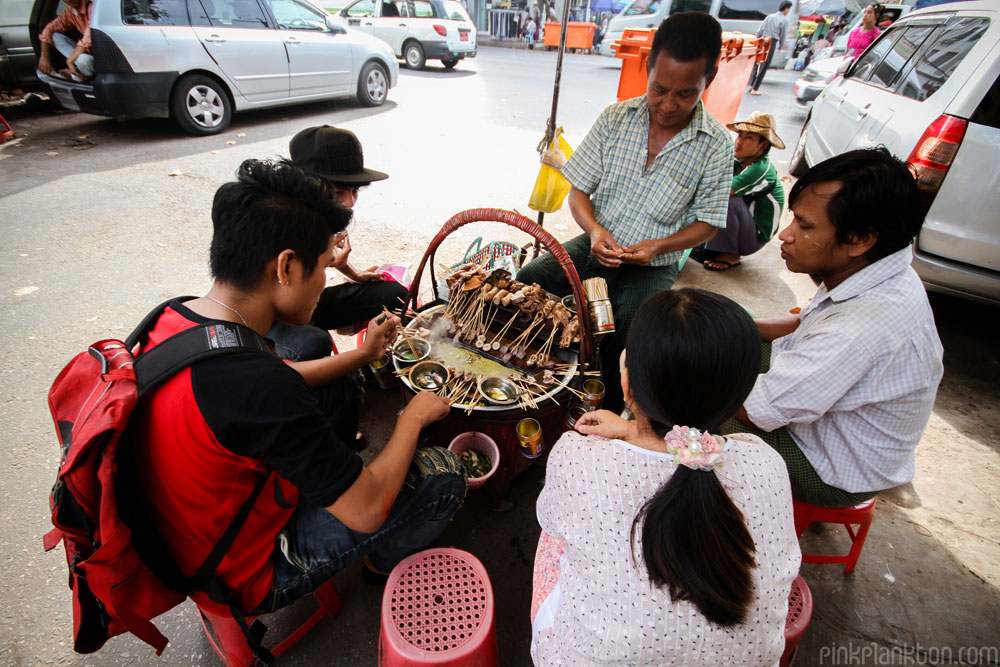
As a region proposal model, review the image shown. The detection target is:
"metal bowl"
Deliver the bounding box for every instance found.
[561,294,576,314]
[477,376,519,405]
[409,360,449,391]
[392,336,430,366]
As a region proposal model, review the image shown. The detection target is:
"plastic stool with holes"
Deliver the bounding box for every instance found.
[0,114,14,143]
[379,548,497,666]
[197,579,341,667]
[780,575,813,667]
[793,497,876,574]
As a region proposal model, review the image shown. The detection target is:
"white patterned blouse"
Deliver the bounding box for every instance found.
[532,431,801,666]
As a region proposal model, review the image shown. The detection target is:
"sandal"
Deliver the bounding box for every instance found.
[704,258,742,271]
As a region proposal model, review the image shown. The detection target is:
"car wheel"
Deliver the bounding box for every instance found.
[171,74,231,136]
[441,56,459,69]
[357,61,388,107]
[789,119,810,178]
[404,42,426,70]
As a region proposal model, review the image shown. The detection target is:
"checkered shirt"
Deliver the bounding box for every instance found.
[559,96,732,267]
[744,247,944,493]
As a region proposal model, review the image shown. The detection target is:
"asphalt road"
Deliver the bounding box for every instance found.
[2,49,998,666]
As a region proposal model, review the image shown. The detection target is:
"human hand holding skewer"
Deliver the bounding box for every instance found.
[361,313,399,364]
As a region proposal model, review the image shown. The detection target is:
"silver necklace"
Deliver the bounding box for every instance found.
[204,295,249,326]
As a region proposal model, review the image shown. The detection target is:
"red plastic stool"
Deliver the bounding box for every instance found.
[793,497,876,574]
[379,548,497,666]
[0,114,14,143]
[781,575,813,667]
[197,579,341,666]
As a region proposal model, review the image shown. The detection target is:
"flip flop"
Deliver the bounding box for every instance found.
[689,246,721,263]
[704,258,742,271]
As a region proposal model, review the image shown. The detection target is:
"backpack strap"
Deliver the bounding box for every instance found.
[126,299,280,665]
[124,296,195,351]
[133,322,270,396]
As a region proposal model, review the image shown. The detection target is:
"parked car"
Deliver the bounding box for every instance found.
[789,1,1000,305]
[793,4,912,106]
[338,0,475,69]
[0,0,38,89]
[598,0,769,57]
[31,0,398,135]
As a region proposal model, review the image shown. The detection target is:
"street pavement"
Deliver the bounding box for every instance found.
[1,48,999,666]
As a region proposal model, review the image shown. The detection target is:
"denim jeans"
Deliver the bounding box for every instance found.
[254,447,467,613]
[52,32,95,79]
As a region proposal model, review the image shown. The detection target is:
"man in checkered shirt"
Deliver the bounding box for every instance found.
[728,147,944,508]
[518,12,732,411]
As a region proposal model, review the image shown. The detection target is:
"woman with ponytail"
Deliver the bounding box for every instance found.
[531,288,800,665]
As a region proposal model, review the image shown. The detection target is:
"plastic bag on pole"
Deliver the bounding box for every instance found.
[528,129,575,213]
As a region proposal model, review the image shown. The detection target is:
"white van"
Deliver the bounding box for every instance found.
[598,0,772,57]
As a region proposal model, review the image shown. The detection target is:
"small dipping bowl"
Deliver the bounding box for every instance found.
[448,432,500,489]
[392,336,430,367]
[477,376,519,405]
[561,294,576,314]
[409,360,449,392]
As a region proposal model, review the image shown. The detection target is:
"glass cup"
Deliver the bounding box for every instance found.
[581,379,605,411]
[369,351,398,389]
[516,418,544,458]
[564,405,589,431]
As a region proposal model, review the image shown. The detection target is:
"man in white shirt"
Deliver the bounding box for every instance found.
[749,1,791,95]
[728,147,944,507]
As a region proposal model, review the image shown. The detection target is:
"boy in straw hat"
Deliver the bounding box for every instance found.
[693,111,786,271]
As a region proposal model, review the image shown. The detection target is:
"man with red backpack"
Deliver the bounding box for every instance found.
[131,159,466,618]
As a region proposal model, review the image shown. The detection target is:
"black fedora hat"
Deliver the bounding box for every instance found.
[289,126,388,185]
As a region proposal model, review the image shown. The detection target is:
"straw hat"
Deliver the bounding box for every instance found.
[726,111,785,151]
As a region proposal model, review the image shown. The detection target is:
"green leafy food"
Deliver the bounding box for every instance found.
[459,449,492,479]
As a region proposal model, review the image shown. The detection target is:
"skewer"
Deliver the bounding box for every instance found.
[385,306,418,360]
[488,310,520,348]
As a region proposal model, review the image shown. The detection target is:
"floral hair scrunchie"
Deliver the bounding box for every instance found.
[663,425,729,472]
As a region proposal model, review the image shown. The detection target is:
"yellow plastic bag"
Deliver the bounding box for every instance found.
[528,128,575,213]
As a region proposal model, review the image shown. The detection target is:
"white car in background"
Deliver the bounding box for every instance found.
[32,0,398,135]
[338,0,476,69]
[789,2,1000,306]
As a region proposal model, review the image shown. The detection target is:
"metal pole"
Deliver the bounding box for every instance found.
[533,0,573,258]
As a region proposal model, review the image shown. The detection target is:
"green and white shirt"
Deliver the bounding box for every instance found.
[732,155,785,243]
[560,97,733,268]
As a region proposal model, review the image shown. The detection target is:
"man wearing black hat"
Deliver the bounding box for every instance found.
[268,126,408,363]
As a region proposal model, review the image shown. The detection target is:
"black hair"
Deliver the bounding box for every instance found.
[787,146,924,262]
[648,12,722,79]
[779,1,792,11]
[626,288,760,627]
[209,159,352,292]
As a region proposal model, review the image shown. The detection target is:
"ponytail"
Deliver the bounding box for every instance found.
[624,288,762,627]
[630,467,756,626]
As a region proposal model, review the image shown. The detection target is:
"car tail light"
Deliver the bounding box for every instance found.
[433,24,447,36]
[906,114,968,209]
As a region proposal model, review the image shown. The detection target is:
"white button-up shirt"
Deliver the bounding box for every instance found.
[745,247,944,493]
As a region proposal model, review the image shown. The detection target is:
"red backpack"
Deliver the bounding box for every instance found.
[43,298,273,659]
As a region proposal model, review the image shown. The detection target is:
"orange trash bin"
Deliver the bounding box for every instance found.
[611,30,771,127]
[544,21,597,50]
